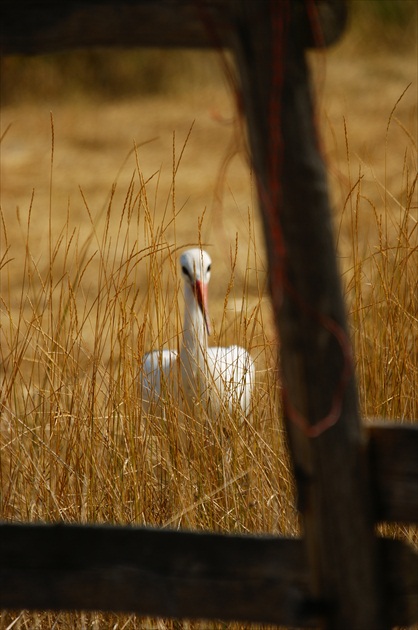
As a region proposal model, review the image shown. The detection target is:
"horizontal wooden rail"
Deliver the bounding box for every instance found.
[0,1,224,52]
[367,423,418,523]
[0,523,417,627]
[0,524,317,627]
[0,0,346,54]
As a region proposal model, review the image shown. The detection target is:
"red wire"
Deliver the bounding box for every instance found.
[197,0,355,438]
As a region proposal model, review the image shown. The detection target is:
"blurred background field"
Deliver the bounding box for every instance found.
[0,0,416,104]
[0,2,417,628]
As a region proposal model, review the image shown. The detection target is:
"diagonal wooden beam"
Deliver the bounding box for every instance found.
[228,2,389,627]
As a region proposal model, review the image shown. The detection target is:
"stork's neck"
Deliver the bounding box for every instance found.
[182,283,208,359]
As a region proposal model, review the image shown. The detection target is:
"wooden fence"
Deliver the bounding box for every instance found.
[1,1,417,628]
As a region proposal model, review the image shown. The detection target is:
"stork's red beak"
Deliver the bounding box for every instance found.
[195,280,211,335]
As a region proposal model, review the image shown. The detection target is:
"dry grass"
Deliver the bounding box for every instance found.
[0,19,417,630]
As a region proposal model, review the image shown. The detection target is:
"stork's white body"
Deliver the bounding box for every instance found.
[141,249,254,418]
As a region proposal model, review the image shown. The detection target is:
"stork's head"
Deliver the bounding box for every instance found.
[180,248,212,334]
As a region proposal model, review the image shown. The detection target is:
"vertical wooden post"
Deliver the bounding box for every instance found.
[229,1,387,627]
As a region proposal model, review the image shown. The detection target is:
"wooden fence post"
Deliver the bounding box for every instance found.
[229,2,388,627]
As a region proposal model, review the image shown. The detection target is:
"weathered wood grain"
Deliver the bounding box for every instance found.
[229,2,387,628]
[0,524,416,626]
[0,0,346,54]
[0,524,318,627]
[0,1,225,53]
[368,422,418,523]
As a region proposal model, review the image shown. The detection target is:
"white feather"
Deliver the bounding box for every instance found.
[140,249,254,418]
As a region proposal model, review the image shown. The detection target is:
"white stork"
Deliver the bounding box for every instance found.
[141,248,254,419]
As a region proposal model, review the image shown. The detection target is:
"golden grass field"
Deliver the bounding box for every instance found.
[0,9,417,630]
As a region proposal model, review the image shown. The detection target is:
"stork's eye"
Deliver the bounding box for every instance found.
[207,264,211,273]
[182,265,190,278]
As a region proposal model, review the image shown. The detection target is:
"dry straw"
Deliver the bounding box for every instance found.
[1,78,416,630]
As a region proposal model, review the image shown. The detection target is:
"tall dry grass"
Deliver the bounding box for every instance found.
[0,123,291,531]
[1,105,417,628]
[327,82,417,424]
[0,109,295,626]
[1,34,417,630]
